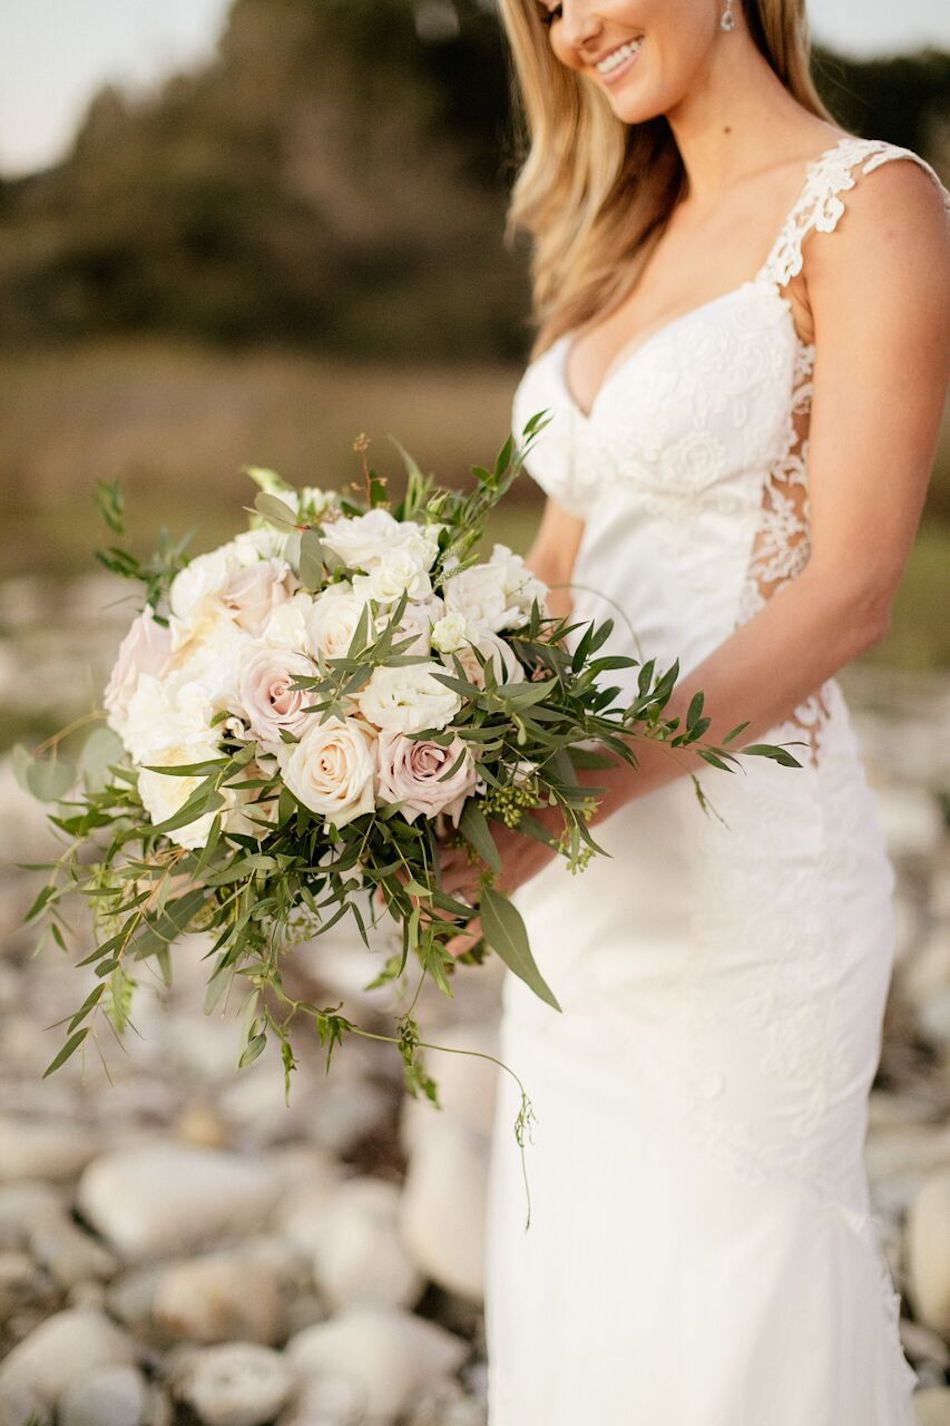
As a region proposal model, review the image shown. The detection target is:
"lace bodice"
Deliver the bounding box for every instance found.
[512,134,950,768]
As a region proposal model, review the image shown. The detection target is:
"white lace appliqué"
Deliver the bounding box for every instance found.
[734,136,950,773]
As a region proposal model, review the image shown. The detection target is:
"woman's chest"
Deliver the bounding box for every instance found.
[513,281,807,516]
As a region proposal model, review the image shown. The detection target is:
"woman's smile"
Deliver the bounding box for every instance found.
[591,34,645,84]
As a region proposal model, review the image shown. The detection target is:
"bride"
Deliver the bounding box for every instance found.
[435,0,950,1422]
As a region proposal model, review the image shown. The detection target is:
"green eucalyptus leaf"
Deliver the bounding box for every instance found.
[299,530,326,588]
[458,801,501,874]
[27,757,77,803]
[254,492,298,529]
[480,886,561,1012]
[79,727,125,794]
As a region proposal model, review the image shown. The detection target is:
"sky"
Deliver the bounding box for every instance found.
[2,0,949,178]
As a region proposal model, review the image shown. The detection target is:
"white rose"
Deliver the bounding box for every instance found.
[165,610,253,713]
[169,546,236,623]
[390,595,444,658]
[488,543,549,621]
[443,550,547,633]
[320,509,439,573]
[232,526,289,562]
[308,585,372,659]
[431,610,470,655]
[169,541,298,633]
[444,630,523,690]
[352,548,432,605]
[357,662,462,734]
[279,716,377,828]
[123,674,215,764]
[262,592,318,652]
[441,564,510,633]
[138,738,223,851]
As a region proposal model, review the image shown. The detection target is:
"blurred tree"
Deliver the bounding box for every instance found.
[0,0,945,359]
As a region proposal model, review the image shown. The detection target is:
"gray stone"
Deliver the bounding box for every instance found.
[76,1143,280,1260]
[171,1342,297,1426]
[0,1307,138,1405]
[286,1307,468,1422]
[58,1364,149,1426]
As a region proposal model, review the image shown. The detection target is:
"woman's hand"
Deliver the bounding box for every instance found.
[436,811,561,957]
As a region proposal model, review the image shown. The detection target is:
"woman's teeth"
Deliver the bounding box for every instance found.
[596,37,644,76]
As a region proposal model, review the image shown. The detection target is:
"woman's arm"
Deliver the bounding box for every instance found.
[523,495,586,621]
[589,158,950,819]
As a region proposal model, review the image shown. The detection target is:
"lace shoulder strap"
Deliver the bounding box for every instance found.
[758,135,950,289]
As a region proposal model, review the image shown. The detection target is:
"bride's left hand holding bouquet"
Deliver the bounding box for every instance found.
[16,416,796,1148]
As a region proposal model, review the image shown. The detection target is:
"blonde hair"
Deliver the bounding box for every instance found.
[497,0,840,359]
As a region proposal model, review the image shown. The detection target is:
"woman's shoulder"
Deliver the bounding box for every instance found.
[808,133,950,228]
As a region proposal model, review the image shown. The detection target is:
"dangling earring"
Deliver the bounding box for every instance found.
[720,0,736,29]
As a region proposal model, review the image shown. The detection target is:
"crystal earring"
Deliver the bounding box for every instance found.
[720,0,736,29]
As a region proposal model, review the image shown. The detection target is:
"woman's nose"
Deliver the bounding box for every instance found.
[559,1,604,48]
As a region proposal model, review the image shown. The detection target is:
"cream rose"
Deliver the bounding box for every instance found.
[307,585,372,659]
[357,662,461,734]
[238,647,316,748]
[377,731,476,826]
[279,716,377,827]
[103,606,173,739]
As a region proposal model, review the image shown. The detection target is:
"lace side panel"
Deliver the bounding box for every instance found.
[734,340,834,770]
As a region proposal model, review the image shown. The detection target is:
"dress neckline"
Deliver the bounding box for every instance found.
[559,131,854,422]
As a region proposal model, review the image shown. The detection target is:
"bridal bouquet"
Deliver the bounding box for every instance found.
[19,417,799,1116]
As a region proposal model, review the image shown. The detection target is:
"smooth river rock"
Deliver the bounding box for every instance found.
[152,1252,284,1345]
[57,1364,149,1426]
[170,1342,297,1426]
[76,1143,280,1260]
[310,1176,424,1311]
[286,1306,469,1421]
[0,1307,138,1405]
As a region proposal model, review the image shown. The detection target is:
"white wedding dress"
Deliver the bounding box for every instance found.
[484,134,950,1425]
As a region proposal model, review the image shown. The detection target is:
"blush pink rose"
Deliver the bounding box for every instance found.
[377,730,476,826]
[104,606,173,737]
[223,558,297,635]
[238,647,316,748]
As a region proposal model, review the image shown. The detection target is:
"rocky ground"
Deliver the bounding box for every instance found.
[0,575,948,1425]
